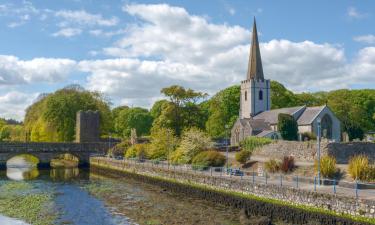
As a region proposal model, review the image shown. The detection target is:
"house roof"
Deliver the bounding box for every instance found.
[297,105,325,125]
[256,130,275,137]
[253,106,305,124]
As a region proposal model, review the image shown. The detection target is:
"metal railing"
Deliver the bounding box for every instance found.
[93,156,375,201]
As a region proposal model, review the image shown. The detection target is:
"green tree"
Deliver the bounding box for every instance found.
[205,85,240,138]
[24,85,112,142]
[150,100,168,118]
[278,113,298,140]
[153,85,207,135]
[147,127,178,160]
[114,107,153,137]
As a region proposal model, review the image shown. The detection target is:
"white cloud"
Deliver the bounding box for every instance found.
[0,55,76,85]
[228,8,236,16]
[79,4,360,106]
[0,91,39,120]
[55,10,118,27]
[0,1,39,28]
[347,7,367,19]
[52,28,82,37]
[353,35,375,44]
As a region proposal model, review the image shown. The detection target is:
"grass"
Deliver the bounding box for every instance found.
[91,159,375,225]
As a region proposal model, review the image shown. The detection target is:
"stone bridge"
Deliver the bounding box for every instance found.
[0,142,112,168]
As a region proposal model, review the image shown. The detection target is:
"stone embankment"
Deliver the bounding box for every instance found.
[252,140,375,163]
[91,157,375,224]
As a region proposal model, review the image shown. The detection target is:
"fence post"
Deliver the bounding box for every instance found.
[210,167,213,176]
[265,172,268,185]
[280,174,283,186]
[252,171,255,184]
[314,177,317,192]
[333,179,336,194]
[296,176,299,188]
[355,180,359,199]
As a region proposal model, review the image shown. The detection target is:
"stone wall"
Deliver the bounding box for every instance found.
[91,157,375,220]
[252,140,375,163]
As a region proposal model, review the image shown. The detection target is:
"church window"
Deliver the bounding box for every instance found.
[245,91,247,101]
[259,90,263,100]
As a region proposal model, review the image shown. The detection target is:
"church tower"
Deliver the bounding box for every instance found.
[240,18,271,119]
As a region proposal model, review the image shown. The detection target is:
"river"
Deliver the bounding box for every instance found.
[0,156,249,225]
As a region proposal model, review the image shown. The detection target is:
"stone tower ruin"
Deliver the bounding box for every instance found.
[75,110,100,143]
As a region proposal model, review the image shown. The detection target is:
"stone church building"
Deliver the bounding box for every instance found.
[231,19,341,145]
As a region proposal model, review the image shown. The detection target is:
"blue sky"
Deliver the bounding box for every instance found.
[0,0,374,120]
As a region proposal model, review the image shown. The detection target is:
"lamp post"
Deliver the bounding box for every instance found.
[225,124,229,171]
[317,117,321,185]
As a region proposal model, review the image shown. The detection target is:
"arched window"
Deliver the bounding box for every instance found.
[259,90,263,100]
[244,91,247,101]
[321,114,333,139]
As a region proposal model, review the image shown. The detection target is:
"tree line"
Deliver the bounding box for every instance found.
[0,81,374,142]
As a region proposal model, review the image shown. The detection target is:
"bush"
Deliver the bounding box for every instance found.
[348,155,370,181]
[314,155,337,178]
[301,132,316,141]
[125,144,148,159]
[278,113,298,140]
[264,159,279,173]
[279,156,295,173]
[108,140,131,157]
[239,137,272,152]
[172,127,213,163]
[147,128,178,160]
[235,150,251,164]
[191,150,226,167]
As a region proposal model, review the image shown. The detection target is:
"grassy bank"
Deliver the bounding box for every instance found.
[91,160,375,225]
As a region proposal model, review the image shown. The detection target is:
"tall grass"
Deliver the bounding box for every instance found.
[314,155,337,178]
[348,155,371,181]
[239,137,272,152]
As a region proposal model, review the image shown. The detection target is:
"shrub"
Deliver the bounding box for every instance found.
[264,159,279,173]
[108,140,131,157]
[173,127,213,163]
[125,144,148,159]
[348,155,370,181]
[239,137,272,152]
[235,150,251,164]
[147,128,178,160]
[279,156,295,173]
[301,132,316,141]
[278,113,298,140]
[191,150,226,167]
[314,155,337,178]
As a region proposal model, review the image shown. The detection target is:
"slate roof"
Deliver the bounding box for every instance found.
[297,106,325,125]
[253,106,305,125]
[256,130,275,137]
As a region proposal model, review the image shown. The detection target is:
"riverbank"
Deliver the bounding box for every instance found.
[90,157,375,225]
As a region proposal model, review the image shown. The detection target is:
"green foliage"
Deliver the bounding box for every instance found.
[278,113,298,140]
[314,155,337,178]
[147,128,178,160]
[24,85,111,142]
[235,150,251,164]
[205,85,240,138]
[150,100,168,118]
[153,85,208,136]
[125,144,148,159]
[271,81,300,109]
[240,136,272,151]
[114,107,153,137]
[346,123,364,141]
[348,155,375,181]
[264,159,280,173]
[171,127,213,164]
[109,140,131,157]
[191,150,226,167]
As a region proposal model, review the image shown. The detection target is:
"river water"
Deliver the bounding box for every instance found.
[0,156,245,225]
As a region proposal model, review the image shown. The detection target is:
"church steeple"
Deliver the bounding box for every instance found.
[247,17,264,80]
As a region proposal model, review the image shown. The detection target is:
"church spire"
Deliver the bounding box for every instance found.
[247,17,264,80]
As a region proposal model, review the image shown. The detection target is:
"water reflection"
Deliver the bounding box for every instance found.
[50,167,80,181]
[6,167,40,180]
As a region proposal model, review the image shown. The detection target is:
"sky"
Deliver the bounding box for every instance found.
[0,0,374,120]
